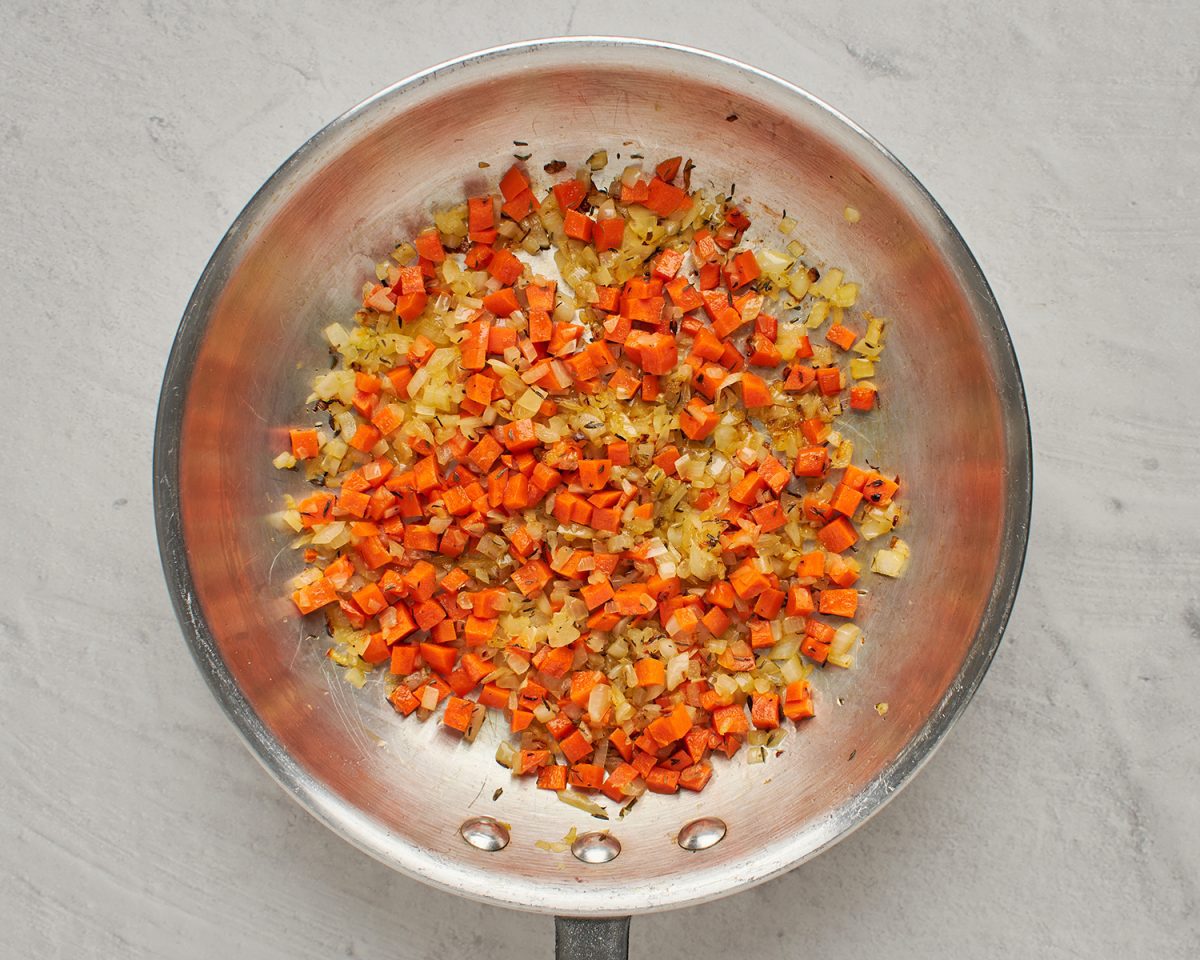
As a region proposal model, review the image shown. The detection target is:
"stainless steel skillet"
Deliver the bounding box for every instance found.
[154,37,1031,959]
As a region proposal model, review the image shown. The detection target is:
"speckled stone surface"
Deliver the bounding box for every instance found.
[2,2,1198,957]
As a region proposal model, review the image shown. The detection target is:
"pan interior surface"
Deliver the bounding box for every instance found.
[157,39,1030,916]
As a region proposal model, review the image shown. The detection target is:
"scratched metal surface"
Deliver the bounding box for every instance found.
[1,3,1197,959]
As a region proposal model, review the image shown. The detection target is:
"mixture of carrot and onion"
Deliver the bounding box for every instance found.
[275,152,910,810]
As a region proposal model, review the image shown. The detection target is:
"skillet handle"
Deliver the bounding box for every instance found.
[554,916,631,960]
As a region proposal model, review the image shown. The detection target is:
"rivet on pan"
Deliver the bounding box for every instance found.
[460,816,510,852]
[677,817,727,852]
[571,831,621,864]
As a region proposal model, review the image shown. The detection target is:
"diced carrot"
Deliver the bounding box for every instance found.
[645,767,681,794]
[826,324,857,351]
[537,764,568,791]
[292,577,338,615]
[644,177,688,217]
[460,318,491,371]
[559,730,593,764]
[747,333,782,367]
[630,332,677,375]
[729,560,770,600]
[841,464,870,491]
[414,228,445,263]
[486,249,523,286]
[357,633,386,662]
[522,281,555,311]
[563,209,594,242]
[466,434,502,474]
[419,642,456,676]
[389,684,420,716]
[754,587,785,620]
[432,621,458,647]
[862,472,900,506]
[740,372,773,408]
[595,286,622,314]
[499,163,530,201]
[711,704,749,736]
[568,763,606,790]
[783,365,816,392]
[593,216,625,252]
[830,483,863,516]
[729,471,764,505]
[800,420,831,449]
[464,244,493,269]
[679,762,713,793]
[461,614,495,647]
[515,749,551,775]
[816,366,843,396]
[468,195,495,233]
[336,486,370,518]
[651,248,684,280]
[643,700,691,744]
[850,384,877,411]
[634,658,666,688]
[655,156,682,182]
[348,423,381,453]
[483,287,520,318]
[552,178,587,212]
[803,495,835,526]
[457,652,492,685]
[511,558,552,597]
[442,696,475,732]
[665,276,703,312]
[620,177,650,204]
[527,307,553,344]
[727,250,761,289]
[701,605,731,637]
[478,683,510,709]
[289,429,320,460]
[388,643,417,675]
[750,693,780,730]
[712,306,747,339]
[818,515,859,553]
[578,459,613,491]
[498,184,535,220]
[581,577,615,610]
[393,292,428,322]
[819,588,859,618]
[786,585,815,617]
[351,582,387,617]
[679,397,718,440]
[793,445,830,478]
[371,403,404,436]
[750,499,787,532]
[801,634,831,664]
[404,525,439,552]
[783,680,815,720]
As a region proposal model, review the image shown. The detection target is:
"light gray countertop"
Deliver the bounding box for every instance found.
[2,2,1197,957]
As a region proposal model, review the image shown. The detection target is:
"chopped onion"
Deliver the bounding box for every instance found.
[557,791,608,818]
[587,683,612,725]
[495,741,516,769]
